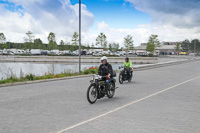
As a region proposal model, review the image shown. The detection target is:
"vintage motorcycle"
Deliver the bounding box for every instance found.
[119,66,134,84]
[87,75,116,104]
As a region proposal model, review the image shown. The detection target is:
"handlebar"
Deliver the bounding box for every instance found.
[92,74,107,80]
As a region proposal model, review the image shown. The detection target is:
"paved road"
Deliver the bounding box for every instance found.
[1,60,200,133]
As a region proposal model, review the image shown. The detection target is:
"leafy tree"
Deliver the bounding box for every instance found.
[24,31,34,43]
[191,39,200,53]
[72,32,79,45]
[174,42,181,55]
[124,35,134,52]
[0,33,6,44]
[0,33,6,49]
[24,31,35,50]
[59,40,65,51]
[181,39,190,53]
[96,33,107,48]
[84,44,90,51]
[47,32,57,50]
[34,38,43,49]
[91,43,95,48]
[146,34,160,54]
[109,42,119,52]
[146,43,155,53]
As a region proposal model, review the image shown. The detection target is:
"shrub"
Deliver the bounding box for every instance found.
[82,66,99,75]
[25,74,35,80]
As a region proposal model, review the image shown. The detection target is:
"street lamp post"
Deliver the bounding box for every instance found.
[187,41,189,54]
[79,0,81,75]
[194,39,196,54]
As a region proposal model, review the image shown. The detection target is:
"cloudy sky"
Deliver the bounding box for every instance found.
[0,0,200,46]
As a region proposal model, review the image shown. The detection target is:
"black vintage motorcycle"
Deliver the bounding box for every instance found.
[119,66,134,84]
[87,75,116,104]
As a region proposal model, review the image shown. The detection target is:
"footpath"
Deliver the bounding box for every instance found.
[0,56,199,88]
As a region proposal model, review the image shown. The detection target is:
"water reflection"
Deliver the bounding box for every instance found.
[0,62,139,79]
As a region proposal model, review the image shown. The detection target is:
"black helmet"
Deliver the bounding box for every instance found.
[125,57,129,61]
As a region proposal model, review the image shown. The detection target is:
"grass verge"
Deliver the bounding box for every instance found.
[0,66,99,84]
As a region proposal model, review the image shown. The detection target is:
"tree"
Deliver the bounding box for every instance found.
[124,35,134,54]
[47,32,57,50]
[191,39,200,53]
[91,43,95,48]
[181,39,190,53]
[0,33,6,44]
[34,38,43,49]
[24,31,35,50]
[59,40,65,51]
[0,33,6,49]
[146,34,160,54]
[174,42,181,55]
[96,33,107,49]
[109,42,119,52]
[72,32,79,45]
[85,44,90,51]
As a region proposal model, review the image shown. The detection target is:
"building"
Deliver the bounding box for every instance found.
[134,42,181,55]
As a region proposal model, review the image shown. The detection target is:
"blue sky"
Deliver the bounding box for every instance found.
[0,0,200,46]
[0,1,24,14]
[71,0,151,29]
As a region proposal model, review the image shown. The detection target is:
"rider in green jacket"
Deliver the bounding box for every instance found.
[123,57,132,68]
[123,57,132,77]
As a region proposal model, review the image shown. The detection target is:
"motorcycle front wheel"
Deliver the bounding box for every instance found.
[87,83,98,104]
[107,82,115,98]
[119,72,123,84]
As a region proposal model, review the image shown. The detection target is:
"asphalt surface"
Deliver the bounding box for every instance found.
[0,60,200,133]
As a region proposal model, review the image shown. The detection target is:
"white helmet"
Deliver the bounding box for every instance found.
[100,56,107,62]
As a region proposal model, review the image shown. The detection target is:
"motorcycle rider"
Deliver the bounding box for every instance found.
[98,56,113,93]
[123,57,132,77]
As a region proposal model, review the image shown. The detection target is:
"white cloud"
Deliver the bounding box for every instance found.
[125,0,200,29]
[84,0,200,47]
[90,0,199,47]
[0,0,94,43]
[93,21,200,47]
[1,0,200,47]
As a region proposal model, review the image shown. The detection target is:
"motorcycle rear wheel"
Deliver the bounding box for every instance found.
[87,84,98,104]
[128,72,132,82]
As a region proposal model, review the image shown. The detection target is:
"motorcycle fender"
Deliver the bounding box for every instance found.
[90,80,95,84]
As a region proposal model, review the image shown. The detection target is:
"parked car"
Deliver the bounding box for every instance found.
[93,52,102,56]
[119,51,126,55]
[179,52,187,55]
[31,49,42,55]
[63,50,71,55]
[71,51,79,56]
[81,51,87,55]
[7,51,14,55]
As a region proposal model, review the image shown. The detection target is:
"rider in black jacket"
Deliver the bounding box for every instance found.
[98,56,113,92]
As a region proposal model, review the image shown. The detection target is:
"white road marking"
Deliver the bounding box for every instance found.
[55,75,200,133]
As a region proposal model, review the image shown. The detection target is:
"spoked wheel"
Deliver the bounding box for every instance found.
[107,82,115,98]
[128,72,132,82]
[119,72,123,84]
[87,84,98,104]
